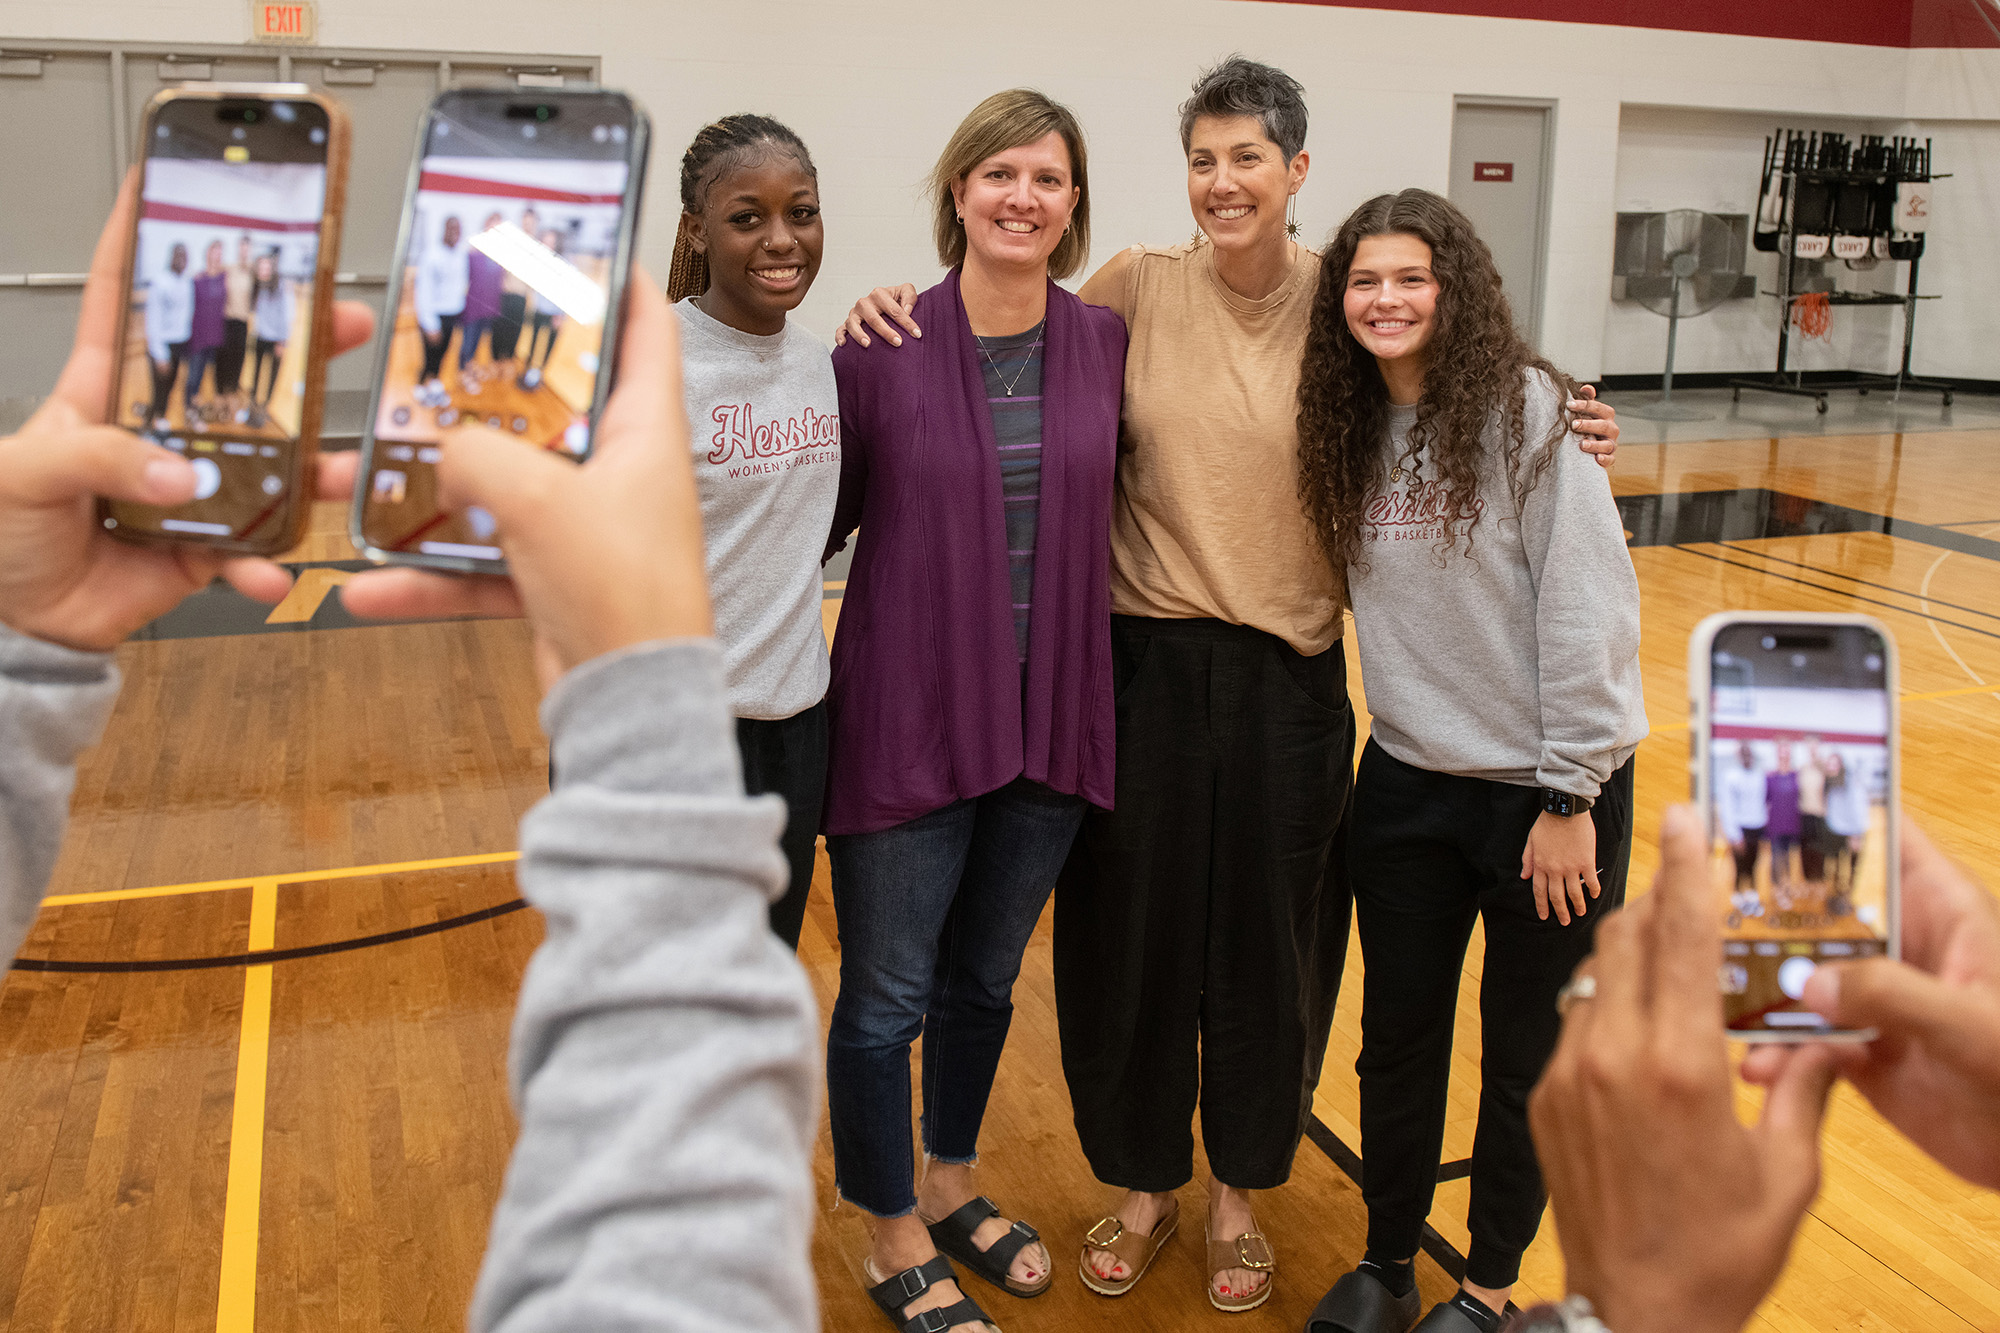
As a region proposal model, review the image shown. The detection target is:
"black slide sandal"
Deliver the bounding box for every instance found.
[1307,1267,1423,1333]
[866,1254,1000,1332]
[923,1196,1050,1297]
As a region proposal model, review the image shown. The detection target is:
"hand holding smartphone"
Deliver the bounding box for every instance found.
[101,84,349,554]
[1689,613,1899,1040]
[353,89,650,571]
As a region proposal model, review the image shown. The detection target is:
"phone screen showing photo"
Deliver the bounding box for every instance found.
[107,95,330,544]
[1708,622,1894,1035]
[358,92,635,563]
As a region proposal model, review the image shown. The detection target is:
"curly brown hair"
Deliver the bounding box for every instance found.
[1296,188,1575,572]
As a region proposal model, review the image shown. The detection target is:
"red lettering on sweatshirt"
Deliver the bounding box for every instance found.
[1362,481,1484,544]
[706,402,840,466]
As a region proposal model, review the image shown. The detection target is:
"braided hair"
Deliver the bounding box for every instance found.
[668,114,818,302]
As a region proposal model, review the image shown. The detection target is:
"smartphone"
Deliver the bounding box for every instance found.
[1688,613,1898,1041]
[352,88,649,571]
[102,84,349,555]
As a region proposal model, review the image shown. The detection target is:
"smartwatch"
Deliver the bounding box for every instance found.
[1540,787,1594,818]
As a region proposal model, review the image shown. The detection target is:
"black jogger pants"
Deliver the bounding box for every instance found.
[1350,739,1635,1290]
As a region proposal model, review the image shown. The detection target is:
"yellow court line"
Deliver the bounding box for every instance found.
[216,879,278,1333]
[40,849,522,908]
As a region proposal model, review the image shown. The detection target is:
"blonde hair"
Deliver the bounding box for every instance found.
[928,89,1091,281]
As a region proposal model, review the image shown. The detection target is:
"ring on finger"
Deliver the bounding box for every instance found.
[1556,974,1598,1014]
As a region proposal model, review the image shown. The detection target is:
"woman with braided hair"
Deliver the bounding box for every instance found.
[666,113,840,950]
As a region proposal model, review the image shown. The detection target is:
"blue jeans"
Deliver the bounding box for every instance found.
[826,776,1087,1218]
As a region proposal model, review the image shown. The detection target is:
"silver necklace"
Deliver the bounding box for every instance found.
[974,319,1044,397]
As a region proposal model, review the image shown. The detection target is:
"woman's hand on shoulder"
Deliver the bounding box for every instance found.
[1523,808,1602,926]
[835,284,921,349]
[1571,383,1618,469]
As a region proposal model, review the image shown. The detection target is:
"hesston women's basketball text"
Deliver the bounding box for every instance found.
[704,402,841,479]
[1363,479,1484,546]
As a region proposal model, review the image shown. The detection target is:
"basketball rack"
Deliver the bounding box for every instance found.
[1729,131,1954,414]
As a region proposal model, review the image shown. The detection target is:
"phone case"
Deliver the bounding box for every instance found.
[101,83,351,557]
[1687,611,1899,1042]
[350,87,651,575]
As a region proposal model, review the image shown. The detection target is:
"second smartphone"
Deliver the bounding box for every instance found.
[1689,612,1899,1040]
[352,87,649,570]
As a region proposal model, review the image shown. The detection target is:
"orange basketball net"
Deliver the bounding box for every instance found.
[1793,292,1832,341]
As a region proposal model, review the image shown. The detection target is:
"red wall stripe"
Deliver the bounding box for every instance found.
[1255,0,2000,48]
[1710,725,1885,745]
[417,171,624,205]
[142,201,322,233]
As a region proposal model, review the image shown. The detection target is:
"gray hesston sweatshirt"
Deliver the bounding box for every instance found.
[1345,372,1647,797]
[677,298,840,722]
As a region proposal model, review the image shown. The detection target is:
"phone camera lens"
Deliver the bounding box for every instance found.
[244,108,259,122]
[1760,635,1777,650]
[536,105,551,122]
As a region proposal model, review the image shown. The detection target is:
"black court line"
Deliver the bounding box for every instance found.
[1616,489,2000,564]
[1714,542,2000,623]
[1304,1116,1470,1283]
[1939,519,2000,530]
[1669,546,2000,642]
[11,898,529,973]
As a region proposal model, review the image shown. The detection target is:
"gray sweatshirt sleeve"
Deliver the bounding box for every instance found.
[470,638,821,1333]
[1515,380,1647,797]
[1,625,121,966]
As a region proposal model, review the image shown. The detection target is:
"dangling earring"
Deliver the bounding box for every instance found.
[1286,192,1300,241]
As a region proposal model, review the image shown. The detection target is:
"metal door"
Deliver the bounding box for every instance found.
[1449,100,1553,347]
[0,48,117,420]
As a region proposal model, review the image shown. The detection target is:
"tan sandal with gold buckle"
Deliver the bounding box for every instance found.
[1206,1227,1275,1312]
[1078,1195,1179,1297]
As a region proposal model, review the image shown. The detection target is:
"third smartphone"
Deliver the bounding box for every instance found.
[352,87,649,570]
[1689,612,1899,1040]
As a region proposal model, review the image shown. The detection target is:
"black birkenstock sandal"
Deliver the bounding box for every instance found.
[1307,1265,1423,1333]
[865,1254,1000,1333]
[922,1195,1050,1297]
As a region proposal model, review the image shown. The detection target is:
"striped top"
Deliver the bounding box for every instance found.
[975,323,1045,661]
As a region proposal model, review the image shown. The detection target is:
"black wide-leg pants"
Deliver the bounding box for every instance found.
[1350,740,1635,1290]
[1055,615,1355,1192]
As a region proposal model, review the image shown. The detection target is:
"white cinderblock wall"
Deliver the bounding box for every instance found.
[4,0,1998,380]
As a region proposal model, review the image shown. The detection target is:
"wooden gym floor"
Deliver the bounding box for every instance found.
[1,424,1997,1332]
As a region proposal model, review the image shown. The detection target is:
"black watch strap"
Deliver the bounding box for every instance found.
[1540,787,1594,817]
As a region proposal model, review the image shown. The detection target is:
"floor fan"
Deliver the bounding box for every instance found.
[1621,210,1745,421]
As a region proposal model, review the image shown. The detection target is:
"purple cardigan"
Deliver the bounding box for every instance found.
[822,270,1125,835]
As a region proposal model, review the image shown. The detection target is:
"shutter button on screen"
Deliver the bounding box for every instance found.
[190,457,222,500]
[1777,955,1817,1000]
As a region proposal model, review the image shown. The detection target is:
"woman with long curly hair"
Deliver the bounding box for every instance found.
[1298,189,1647,1333]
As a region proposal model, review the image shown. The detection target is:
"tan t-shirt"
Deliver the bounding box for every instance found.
[224,264,255,322]
[1101,238,1343,655]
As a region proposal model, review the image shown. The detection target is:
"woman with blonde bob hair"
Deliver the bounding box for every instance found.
[821,88,1127,1333]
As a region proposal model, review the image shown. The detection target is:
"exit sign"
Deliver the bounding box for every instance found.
[250,0,316,43]
[1473,162,1514,182]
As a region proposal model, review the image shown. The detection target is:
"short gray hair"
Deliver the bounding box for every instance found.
[1178,56,1308,163]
